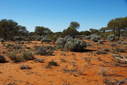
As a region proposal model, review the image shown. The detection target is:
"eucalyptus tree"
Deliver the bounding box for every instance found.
[108,17,127,40]
[35,26,53,36]
[0,19,28,40]
[63,21,80,37]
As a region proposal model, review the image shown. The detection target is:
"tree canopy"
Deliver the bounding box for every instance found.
[108,17,127,39]
[0,19,28,40]
[69,21,80,29]
[62,21,80,36]
[35,26,53,36]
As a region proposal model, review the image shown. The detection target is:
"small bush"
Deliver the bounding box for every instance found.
[20,65,31,70]
[86,42,92,46]
[112,54,127,64]
[98,40,105,44]
[9,51,34,63]
[90,34,101,42]
[55,38,65,49]
[5,44,23,50]
[56,36,87,52]
[63,35,73,42]
[55,36,73,49]
[41,36,52,43]
[85,36,91,40]
[0,55,7,63]
[21,51,35,60]
[9,55,25,63]
[35,46,54,56]
[114,48,126,53]
[46,60,59,68]
[64,39,87,51]
[112,54,123,59]
[104,79,127,85]
[104,79,115,85]
[107,34,115,41]
[4,44,14,48]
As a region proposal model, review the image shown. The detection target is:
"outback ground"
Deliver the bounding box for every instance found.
[0,40,127,85]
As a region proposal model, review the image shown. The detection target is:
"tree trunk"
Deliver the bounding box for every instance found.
[118,29,121,40]
[113,28,116,40]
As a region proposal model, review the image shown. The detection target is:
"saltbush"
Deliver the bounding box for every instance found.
[9,51,34,63]
[56,36,87,52]
[35,46,54,56]
[64,39,87,51]
[107,34,115,41]
[90,34,101,42]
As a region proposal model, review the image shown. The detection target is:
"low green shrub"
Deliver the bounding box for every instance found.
[35,46,55,56]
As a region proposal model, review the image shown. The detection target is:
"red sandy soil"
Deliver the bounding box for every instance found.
[0,41,127,85]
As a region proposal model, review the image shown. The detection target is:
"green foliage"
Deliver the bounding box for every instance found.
[9,50,34,63]
[107,34,115,41]
[48,32,62,41]
[108,17,127,29]
[0,17,126,41]
[62,21,80,37]
[108,17,127,40]
[90,34,101,42]
[9,52,25,63]
[89,28,99,34]
[21,51,35,60]
[0,19,28,40]
[35,46,55,56]
[63,26,79,37]
[64,38,87,51]
[46,60,59,68]
[55,38,65,49]
[35,26,53,36]
[70,21,80,29]
[56,36,87,52]
[79,31,91,36]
